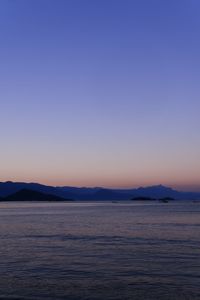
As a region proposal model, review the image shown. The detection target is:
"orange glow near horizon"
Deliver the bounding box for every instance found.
[1,174,200,192]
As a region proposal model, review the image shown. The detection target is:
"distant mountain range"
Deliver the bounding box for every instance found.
[0,181,200,201]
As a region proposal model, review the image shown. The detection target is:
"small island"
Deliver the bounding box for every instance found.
[132,196,175,202]
[131,196,156,201]
[159,197,175,203]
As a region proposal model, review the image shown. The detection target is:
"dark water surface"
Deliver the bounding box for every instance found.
[0,201,200,300]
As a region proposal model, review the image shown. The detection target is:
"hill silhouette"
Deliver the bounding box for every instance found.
[4,189,70,202]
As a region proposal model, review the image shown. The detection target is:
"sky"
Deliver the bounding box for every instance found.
[0,0,200,191]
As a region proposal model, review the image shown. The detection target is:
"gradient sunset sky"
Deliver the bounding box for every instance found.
[1,0,200,191]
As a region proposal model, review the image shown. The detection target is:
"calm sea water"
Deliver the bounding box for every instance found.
[0,201,200,300]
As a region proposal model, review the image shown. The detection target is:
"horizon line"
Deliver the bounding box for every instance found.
[1,180,200,193]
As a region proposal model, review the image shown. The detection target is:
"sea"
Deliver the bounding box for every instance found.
[0,201,199,300]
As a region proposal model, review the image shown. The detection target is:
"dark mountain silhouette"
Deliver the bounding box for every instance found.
[132,185,180,198]
[0,182,200,201]
[0,181,74,198]
[4,189,70,202]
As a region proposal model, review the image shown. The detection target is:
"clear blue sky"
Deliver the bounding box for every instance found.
[0,0,200,191]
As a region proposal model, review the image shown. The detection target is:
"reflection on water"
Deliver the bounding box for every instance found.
[0,201,200,299]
